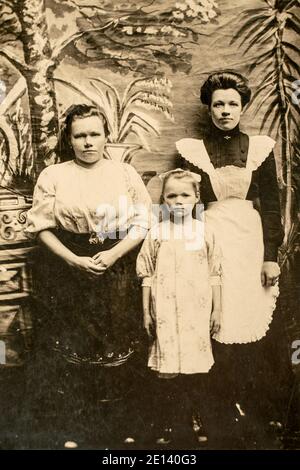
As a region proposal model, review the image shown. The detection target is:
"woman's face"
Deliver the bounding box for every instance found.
[209,88,243,131]
[70,115,107,167]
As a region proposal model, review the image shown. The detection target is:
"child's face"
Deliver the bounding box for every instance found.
[163,177,199,218]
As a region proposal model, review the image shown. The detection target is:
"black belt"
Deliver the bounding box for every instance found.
[52,229,130,254]
[54,228,129,243]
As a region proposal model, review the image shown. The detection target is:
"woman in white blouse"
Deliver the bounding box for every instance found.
[25,104,152,445]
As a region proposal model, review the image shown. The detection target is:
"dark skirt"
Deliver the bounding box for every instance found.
[30,229,143,366]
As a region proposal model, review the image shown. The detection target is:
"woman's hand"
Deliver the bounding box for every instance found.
[68,256,106,277]
[210,309,221,336]
[261,261,280,287]
[92,249,119,272]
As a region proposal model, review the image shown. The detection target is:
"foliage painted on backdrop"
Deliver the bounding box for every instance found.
[0,95,33,188]
[0,0,220,182]
[54,76,174,152]
[229,0,300,247]
[69,0,219,75]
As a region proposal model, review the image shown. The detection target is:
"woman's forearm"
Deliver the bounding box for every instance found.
[109,230,146,260]
[259,151,284,261]
[37,230,78,265]
[38,230,107,276]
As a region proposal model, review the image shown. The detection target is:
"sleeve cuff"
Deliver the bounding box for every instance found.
[24,223,56,239]
[264,243,279,262]
[128,225,149,240]
[141,277,152,287]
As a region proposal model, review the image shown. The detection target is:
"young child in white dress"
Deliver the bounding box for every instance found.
[136,169,222,446]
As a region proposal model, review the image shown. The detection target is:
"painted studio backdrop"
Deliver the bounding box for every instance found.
[0,0,299,448]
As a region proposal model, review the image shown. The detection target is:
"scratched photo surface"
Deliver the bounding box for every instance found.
[0,0,299,451]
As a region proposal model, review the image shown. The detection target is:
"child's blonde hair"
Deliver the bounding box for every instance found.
[159,169,200,205]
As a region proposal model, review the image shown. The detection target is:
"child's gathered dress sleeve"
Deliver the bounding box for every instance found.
[136,228,160,287]
[205,227,222,286]
[25,167,57,238]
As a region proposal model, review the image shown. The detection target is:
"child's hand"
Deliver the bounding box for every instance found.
[144,311,156,340]
[210,309,221,336]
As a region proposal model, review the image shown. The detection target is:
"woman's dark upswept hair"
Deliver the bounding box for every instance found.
[200,71,251,108]
[56,104,109,162]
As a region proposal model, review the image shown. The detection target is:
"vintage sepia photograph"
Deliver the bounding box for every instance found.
[0,0,299,452]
